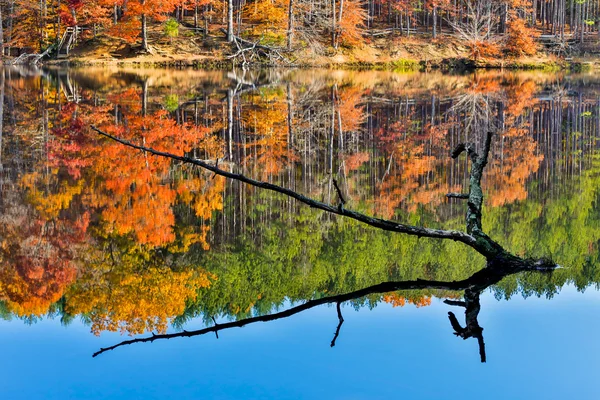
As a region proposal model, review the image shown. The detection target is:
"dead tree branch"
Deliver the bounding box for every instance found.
[221,29,294,66]
[93,261,553,359]
[10,43,56,65]
[446,193,470,199]
[89,126,559,361]
[332,178,346,206]
[91,126,482,251]
[330,302,345,347]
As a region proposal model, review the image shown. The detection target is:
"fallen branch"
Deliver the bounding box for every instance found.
[91,126,481,250]
[90,126,558,361]
[221,28,293,66]
[10,44,56,65]
[93,261,553,358]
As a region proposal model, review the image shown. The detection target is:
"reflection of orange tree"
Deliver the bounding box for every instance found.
[65,247,213,335]
[373,121,460,219]
[336,84,366,135]
[383,293,432,308]
[242,91,297,179]
[445,75,543,208]
[0,192,85,317]
[486,128,543,207]
[91,88,225,250]
[485,78,543,207]
[60,90,222,335]
[1,88,225,322]
[0,94,92,317]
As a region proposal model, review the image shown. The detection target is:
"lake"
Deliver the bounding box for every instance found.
[1,66,600,399]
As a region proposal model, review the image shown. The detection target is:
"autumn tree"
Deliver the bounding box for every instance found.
[335,0,367,47]
[447,0,502,62]
[64,245,213,335]
[504,15,538,57]
[105,0,177,51]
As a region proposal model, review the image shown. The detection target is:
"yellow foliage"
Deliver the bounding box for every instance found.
[66,252,214,335]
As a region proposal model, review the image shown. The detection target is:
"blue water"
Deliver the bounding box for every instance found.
[2,285,599,400]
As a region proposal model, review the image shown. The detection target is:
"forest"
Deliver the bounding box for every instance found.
[1,0,600,66]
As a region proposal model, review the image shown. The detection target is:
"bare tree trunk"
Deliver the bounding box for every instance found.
[227,0,234,42]
[227,89,233,160]
[141,14,148,50]
[432,5,437,38]
[287,0,294,50]
[204,5,209,38]
[141,79,148,116]
[7,0,13,57]
[332,0,337,48]
[0,5,4,57]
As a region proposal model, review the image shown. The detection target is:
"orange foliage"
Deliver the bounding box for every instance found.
[337,0,367,47]
[485,77,543,207]
[65,254,213,335]
[105,0,178,43]
[242,92,297,179]
[383,293,432,308]
[373,120,460,218]
[504,17,539,57]
[467,40,501,62]
[0,207,87,316]
[337,84,366,133]
[343,152,370,173]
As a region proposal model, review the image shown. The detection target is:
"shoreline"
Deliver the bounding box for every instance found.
[43,55,599,72]
[28,33,600,72]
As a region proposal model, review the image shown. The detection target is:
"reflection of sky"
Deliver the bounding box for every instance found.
[2,285,600,400]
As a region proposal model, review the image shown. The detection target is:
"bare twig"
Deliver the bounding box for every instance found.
[212,316,219,339]
[446,193,470,199]
[332,178,346,205]
[330,302,345,347]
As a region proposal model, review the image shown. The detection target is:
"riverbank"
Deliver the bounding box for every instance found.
[43,31,599,71]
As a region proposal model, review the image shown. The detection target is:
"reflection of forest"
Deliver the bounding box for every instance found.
[0,68,599,336]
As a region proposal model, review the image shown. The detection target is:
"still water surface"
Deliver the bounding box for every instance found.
[1,67,600,399]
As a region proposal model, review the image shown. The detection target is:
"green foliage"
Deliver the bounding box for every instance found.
[164,18,179,39]
[390,59,419,71]
[163,94,179,112]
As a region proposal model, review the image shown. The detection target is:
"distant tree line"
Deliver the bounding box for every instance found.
[0,0,598,58]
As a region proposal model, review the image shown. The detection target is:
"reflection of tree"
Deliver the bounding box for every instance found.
[0,192,83,316]
[374,118,460,218]
[93,122,557,360]
[241,90,296,179]
[446,75,544,207]
[0,83,226,322]
[94,259,548,362]
[4,69,600,352]
[485,78,543,206]
[449,75,501,139]
[65,242,213,335]
[80,88,225,250]
[445,290,486,362]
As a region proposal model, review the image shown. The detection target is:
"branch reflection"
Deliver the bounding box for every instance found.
[95,264,554,362]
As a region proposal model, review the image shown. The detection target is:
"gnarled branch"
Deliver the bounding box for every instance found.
[91,126,482,250]
[330,302,345,347]
[93,261,553,359]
